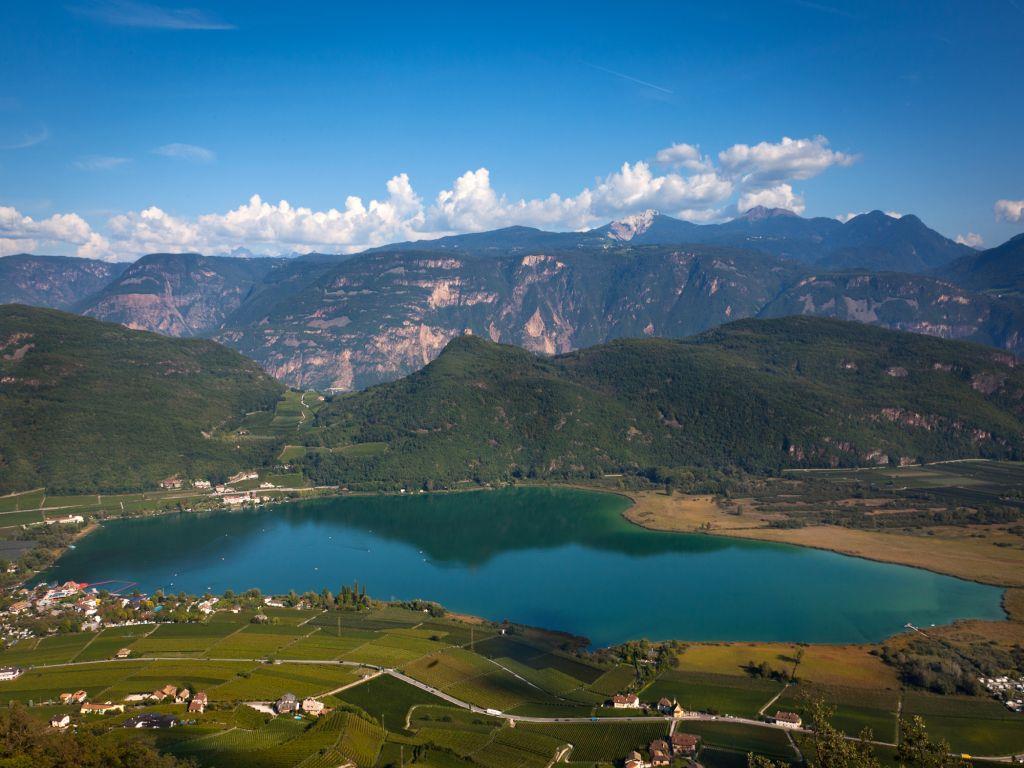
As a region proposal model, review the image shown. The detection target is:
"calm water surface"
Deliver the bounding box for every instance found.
[42,488,1004,646]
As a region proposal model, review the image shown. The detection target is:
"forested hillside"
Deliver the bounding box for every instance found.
[0,305,284,493]
[298,317,1024,489]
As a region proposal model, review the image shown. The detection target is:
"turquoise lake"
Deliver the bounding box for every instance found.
[42,487,1005,647]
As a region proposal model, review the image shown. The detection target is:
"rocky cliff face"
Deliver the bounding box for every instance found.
[77,253,281,336]
[214,246,804,390]
[758,271,1024,355]
[0,254,128,309]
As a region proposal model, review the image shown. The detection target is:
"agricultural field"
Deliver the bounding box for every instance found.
[902,691,1024,756]
[520,721,668,762]
[337,673,449,732]
[641,670,783,719]
[773,683,900,741]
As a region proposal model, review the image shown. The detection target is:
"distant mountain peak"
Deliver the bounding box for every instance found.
[606,209,659,241]
[739,205,800,221]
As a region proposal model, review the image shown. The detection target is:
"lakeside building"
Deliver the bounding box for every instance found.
[160,476,183,490]
[45,514,85,526]
[774,710,803,728]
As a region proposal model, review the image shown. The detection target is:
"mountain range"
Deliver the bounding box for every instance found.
[295,317,1024,488]
[2,208,1021,391]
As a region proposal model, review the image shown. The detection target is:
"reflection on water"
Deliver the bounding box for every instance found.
[41,488,1005,647]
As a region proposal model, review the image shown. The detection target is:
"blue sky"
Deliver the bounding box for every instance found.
[1,0,1022,259]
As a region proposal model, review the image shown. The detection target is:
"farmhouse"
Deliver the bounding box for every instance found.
[610,693,640,708]
[649,739,671,767]
[46,514,85,526]
[624,750,646,768]
[49,714,70,729]
[192,479,211,489]
[189,692,208,714]
[59,690,88,705]
[0,667,22,681]
[774,710,803,728]
[275,692,299,714]
[115,647,132,659]
[81,702,124,715]
[160,476,183,490]
[301,697,325,715]
[175,687,191,704]
[671,732,701,755]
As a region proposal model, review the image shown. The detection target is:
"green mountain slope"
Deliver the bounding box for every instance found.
[0,305,284,493]
[301,317,1024,488]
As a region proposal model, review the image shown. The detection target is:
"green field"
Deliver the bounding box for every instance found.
[337,673,449,732]
[641,670,783,718]
[902,691,1024,756]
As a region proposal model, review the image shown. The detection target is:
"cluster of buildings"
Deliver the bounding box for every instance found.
[608,693,685,718]
[979,675,1024,712]
[624,733,701,768]
[273,692,325,717]
[48,685,208,729]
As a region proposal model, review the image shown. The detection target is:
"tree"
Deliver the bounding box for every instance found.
[897,716,963,768]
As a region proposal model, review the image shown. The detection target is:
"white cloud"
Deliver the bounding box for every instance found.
[153,143,215,163]
[654,143,713,172]
[74,155,131,171]
[718,135,856,187]
[0,205,98,257]
[738,184,805,215]
[955,232,984,248]
[2,134,856,260]
[995,199,1024,222]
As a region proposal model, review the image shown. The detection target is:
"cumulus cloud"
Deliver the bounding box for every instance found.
[153,143,215,162]
[3,134,856,260]
[0,205,96,256]
[835,210,902,223]
[955,232,984,248]
[718,135,856,187]
[995,199,1024,222]
[654,142,713,172]
[738,184,805,215]
[74,155,131,171]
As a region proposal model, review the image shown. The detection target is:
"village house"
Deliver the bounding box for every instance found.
[610,693,640,708]
[46,514,85,526]
[192,479,211,489]
[649,739,671,767]
[624,750,646,768]
[8,600,29,614]
[671,732,701,756]
[223,493,249,506]
[228,470,259,484]
[188,691,208,714]
[115,647,132,659]
[59,690,88,705]
[0,667,22,681]
[196,599,217,614]
[175,688,191,704]
[124,713,179,729]
[160,476,183,490]
[50,714,71,729]
[774,710,803,728]
[301,697,325,716]
[275,692,299,715]
[81,702,125,715]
